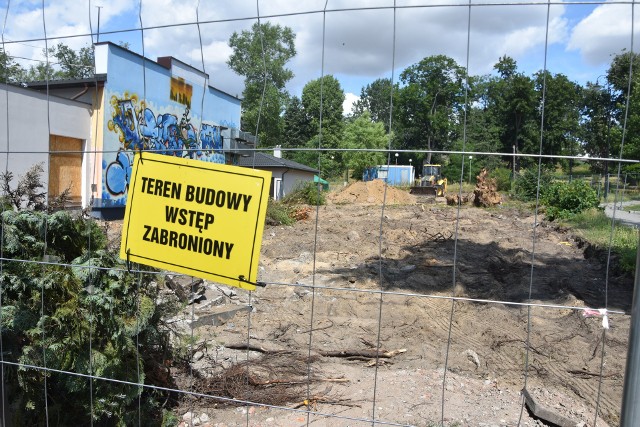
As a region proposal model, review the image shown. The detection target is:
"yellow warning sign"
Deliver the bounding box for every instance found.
[120,152,271,290]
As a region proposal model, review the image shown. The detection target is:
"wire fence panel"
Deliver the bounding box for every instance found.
[0,1,639,427]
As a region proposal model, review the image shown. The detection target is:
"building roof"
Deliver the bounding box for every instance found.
[237,152,319,173]
[1,82,95,107]
[23,74,107,90]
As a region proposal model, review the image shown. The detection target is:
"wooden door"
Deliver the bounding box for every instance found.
[49,135,83,205]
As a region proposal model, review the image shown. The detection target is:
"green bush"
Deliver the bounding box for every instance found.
[543,180,600,221]
[514,168,554,202]
[488,167,513,192]
[282,181,326,206]
[266,199,295,225]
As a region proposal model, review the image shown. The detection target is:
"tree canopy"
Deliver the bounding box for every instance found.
[352,78,395,132]
[342,111,388,178]
[1,43,94,83]
[227,22,296,146]
[396,55,466,164]
[1,38,638,179]
[301,75,346,176]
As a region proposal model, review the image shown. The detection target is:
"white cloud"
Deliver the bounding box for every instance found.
[568,2,638,66]
[2,0,630,96]
[280,0,569,91]
[343,92,359,116]
[126,0,575,95]
[2,0,135,68]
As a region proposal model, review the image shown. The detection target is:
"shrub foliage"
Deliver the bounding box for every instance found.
[488,167,513,192]
[282,181,326,206]
[513,168,554,202]
[543,180,600,221]
[266,199,295,225]
[0,168,176,425]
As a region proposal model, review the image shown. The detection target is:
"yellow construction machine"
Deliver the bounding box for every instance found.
[410,164,447,197]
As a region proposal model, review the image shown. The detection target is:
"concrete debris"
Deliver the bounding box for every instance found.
[189,305,252,329]
[522,388,577,427]
[219,286,238,299]
[463,349,481,369]
[165,274,188,303]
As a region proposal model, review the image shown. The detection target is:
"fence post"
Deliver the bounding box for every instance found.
[620,229,640,426]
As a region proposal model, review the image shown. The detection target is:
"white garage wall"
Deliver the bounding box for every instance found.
[0,84,92,205]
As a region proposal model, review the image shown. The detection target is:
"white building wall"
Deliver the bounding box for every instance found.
[0,84,93,205]
[269,168,316,199]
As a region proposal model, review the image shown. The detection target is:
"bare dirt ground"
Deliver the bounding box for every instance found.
[159,180,634,427]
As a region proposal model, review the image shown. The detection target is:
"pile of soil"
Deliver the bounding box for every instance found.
[328,179,416,205]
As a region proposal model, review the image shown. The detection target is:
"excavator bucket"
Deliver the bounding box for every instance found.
[410,185,439,196]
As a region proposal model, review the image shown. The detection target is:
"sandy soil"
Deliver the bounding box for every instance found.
[164,181,633,427]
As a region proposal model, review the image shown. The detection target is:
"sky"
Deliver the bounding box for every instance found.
[1,0,638,114]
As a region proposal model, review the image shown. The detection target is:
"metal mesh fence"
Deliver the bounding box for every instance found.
[0,1,639,426]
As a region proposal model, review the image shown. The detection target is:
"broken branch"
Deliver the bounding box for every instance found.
[318,349,406,359]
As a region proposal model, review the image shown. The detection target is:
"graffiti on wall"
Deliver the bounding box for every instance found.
[170,77,192,108]
[103,93,225,204]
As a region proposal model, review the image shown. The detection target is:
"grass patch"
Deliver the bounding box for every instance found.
[626,191,640,201]
[627,203,640,212]
[560,208,638,274]
[567,162,591,175]
[602,188,640,203]
[446,181,476,194]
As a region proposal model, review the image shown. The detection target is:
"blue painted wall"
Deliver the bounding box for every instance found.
[98,44,242,208]
[363,165,415,186]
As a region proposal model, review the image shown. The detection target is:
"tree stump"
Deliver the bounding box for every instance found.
[473,169,502,207]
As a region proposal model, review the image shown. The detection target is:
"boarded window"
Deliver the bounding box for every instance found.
[49,135,83,205]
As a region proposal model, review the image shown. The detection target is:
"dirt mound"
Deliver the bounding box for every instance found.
[328,179,415,204]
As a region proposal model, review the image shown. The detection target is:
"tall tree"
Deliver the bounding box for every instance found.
[50,43,94,79]
[302,75,345,129]
[0,47,27,83]
[342,111,388,178]
[282,95,312,162]
[352,78,395,131]
[461,76,504,171]
[396,55,466,164]
[606,51,640,96]
[534,71,582,169]
[606,51,640,171]
[580,80,616,174]
[486,56,537,171]
[622,88,640,168]
[301,75,345,176]
[25,43,94,81]
[227,22,296,146]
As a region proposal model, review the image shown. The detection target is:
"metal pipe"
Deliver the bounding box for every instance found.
[620,229,640,426]
[70,84,89,100]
